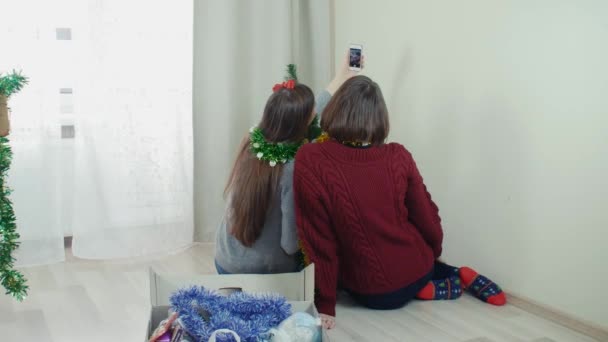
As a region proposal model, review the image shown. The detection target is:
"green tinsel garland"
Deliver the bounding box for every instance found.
[0,71,28,98]
[0,70,28,301]
[249,127,302,167]
[0,137,27,301]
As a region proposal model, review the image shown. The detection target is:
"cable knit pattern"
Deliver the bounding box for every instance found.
[312,146,389,284]
[388,144,410,230]
[294,141,443,316]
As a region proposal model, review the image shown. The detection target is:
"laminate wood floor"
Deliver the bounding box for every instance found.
[0,244,599,342]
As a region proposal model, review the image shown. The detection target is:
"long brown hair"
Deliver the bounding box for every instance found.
[225,84,315,246]
[321,75,389,145]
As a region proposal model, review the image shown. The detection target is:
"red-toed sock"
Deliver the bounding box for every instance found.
[459,266,506,306]
[416,276,463,300]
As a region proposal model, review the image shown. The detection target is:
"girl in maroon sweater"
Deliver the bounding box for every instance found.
[294,76,506,329]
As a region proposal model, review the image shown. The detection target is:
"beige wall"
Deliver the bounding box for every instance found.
[334,0,608,328]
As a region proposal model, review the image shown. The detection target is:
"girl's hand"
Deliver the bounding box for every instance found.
[326,52,365,95]
[320,313,336,330]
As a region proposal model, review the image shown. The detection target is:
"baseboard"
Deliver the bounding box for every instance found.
[507,292,608,341]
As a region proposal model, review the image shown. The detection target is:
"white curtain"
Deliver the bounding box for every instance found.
[1,0,193,265]
[193,0,333,241]
[71,0,193,259]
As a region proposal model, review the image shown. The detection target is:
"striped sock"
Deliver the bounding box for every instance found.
[459,266,506,306]
[416,276,463,300]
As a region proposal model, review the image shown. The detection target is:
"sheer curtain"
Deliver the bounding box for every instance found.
[1,0,78,266]
[193,0,333,241]
[1,0,193,265]
[71,0,193,259]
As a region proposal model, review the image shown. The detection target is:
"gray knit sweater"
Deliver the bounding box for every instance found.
[215,90,332,274]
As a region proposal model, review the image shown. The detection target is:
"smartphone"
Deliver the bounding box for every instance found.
[349,44,363,71]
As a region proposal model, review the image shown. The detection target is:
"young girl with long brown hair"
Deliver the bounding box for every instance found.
[215,58,361,274]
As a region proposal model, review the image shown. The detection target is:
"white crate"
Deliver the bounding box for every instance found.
[145,264,329,341]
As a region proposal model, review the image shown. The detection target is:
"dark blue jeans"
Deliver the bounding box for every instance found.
[346,261,457,310]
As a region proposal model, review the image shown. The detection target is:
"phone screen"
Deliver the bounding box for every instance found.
[349,47,362,68]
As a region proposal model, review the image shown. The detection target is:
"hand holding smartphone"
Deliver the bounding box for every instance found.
[349,44,363,71]
[326,44,365,95]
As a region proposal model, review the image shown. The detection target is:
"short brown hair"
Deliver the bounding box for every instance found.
[321,75,389,145]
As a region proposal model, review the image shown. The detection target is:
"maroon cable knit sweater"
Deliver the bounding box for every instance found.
[294,140,443,316]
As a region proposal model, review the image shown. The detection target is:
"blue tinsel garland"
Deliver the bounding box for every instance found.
[170,286,292,342]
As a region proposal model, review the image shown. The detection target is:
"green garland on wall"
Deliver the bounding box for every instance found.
[0,137,27,301]
[0,70,28,301]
